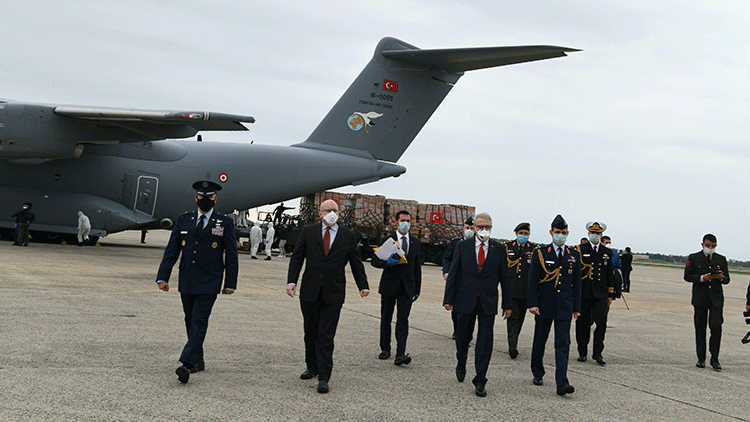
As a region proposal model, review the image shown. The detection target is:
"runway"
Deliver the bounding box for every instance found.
[1,231,749,421]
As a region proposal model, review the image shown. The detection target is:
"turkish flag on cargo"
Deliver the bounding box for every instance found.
[430,212,445,224]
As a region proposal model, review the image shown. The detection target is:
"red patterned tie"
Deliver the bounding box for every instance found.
[478,242,485,273]
[323,227,331,256]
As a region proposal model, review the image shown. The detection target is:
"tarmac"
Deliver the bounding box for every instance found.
[1,230,750,421]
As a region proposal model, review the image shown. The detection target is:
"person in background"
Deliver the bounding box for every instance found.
[442,216,475,339]
[249,221,262,260]
[10,202,36,247]
[621,247,633,292]
[504,222,538,360]
[277,223,289,258]
[77,211,91,246]
[264,222,275,261]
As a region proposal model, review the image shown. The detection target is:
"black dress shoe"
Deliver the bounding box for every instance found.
[509,349,519,359]
[533,377,543,386]
[378,351,391,360]
[451,333,456,340]
[300,369,319,380]
[317,380,329,394]
[696,360,705,368]
[475,385,487,397]
[710,359,722,372]
[557,384,575,396]
[394,354,411,366]
[593,355,606,365]
[175,366,190,384]
[190,359,205,373]
[265,256,272,261]
[251,255,258,259]
[577,356,587,362]
[456,366,466,383]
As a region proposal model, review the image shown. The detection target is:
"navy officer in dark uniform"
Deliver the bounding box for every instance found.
[503,222,538,359]
[528,214,581,396]
[575,221,615,365]
[156,180,239,383]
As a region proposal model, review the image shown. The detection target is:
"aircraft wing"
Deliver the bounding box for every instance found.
[381,45,580,74]
[54,106,255,133]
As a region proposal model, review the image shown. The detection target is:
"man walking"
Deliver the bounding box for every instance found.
[684,234,730,371]
[287,199,369,394]
[504,222,537,359]
[156,180,238,384]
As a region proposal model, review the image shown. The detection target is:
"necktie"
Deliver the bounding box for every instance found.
[478,242,485,273]
[557,247,562,260]
[323,227,331,256]
[401,236,408,255]
[196,215,206,237]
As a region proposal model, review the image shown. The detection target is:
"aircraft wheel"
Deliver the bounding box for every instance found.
[30,231,63,244]
[87,236,100,245]
[0,228,16,241]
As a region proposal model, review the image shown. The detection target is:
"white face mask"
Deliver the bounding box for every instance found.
[464,229,475,239]
[552,233,567,246]
[476,229,491,242]
[704,247,715,256]
[323,211,338,226]
[398,222,410,234]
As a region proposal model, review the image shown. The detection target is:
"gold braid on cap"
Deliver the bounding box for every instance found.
[575,245,593,280]
[536,248,562,287]
[505,243,522,276]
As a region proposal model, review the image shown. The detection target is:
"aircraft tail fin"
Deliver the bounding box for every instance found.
[294,37,578,163]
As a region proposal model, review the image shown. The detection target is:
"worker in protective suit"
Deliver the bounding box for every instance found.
[77,211,92,246]
[264,222,275,261]
[249,221,262,260]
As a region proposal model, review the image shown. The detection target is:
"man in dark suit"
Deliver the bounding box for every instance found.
[684,233,730,371]
[10,202,36,246]
[156,180,238,384]
[287,199,369,394]
[621,247,633,292]
[528,214,581,396]
[575,221,615,365]
[442,216,474,339]
[372,210,421,365]
[504,222,538,359]
[443,212,511,398]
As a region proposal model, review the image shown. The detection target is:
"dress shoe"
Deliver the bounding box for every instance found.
[696,360,705,368]
[378,351,391,360]
[455,366,466,383]
[394,354,411,366]
[509,349,519,359]
[451,333,456,340]
[710,359,722,372]
[557,384,575,396]
[190,359,205,373]
[475,385,487,397]
[265,256,272,261]
[175,366,190,384]
[577,355,587,362]
[533,377,543,386]
[593,355,606,365]
[317,380,329,394]
[251,255,258,259]
[300,369,319,380]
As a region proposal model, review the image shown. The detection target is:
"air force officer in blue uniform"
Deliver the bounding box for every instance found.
[528,214,581,396]
[156,180,239,384]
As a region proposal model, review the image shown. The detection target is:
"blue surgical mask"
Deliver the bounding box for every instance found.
[589,234,601,245]
[517,235,529,244]
[398,222,411,234]
[552,234,567,246]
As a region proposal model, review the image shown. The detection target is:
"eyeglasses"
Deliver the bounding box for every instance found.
[319,209,338,213]
[476,225,492,230]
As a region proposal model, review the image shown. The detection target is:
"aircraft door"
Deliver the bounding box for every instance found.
[0,103,5,145]
[135,176,159,216]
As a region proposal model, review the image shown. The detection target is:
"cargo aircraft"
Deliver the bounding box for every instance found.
[0,37,577,243]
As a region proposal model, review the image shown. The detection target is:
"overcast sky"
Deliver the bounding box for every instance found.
[3,1,750,260]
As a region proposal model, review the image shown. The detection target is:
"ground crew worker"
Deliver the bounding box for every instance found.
[10,202,35,247]
[77,211,91,246]
[264,222,275,260]
[249,221,262,259]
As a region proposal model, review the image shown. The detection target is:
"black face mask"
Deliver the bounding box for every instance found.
[196,197,215,212]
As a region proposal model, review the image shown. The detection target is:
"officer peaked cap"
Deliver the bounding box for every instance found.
[514,222,530,232]
[464,216,474,226]
[551,214,567,230]
[586,221,606,233]
[192,180,222,196]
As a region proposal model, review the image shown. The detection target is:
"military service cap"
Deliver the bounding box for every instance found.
[465,216,475,226]
[514,222,530,232]
[586,221,606,233]
[192,180,222,196]
[551,214,567,230]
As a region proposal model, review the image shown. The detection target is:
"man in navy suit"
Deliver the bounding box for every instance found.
[442,216,474,339]
[156,180,238,384]
[528,214,581,396]
[287,199,369,394]
[443,212,511,398]
[372,210,421,365]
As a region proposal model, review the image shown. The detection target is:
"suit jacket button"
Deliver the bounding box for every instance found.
[192,260,196,264]
[193,251,197,254]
